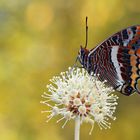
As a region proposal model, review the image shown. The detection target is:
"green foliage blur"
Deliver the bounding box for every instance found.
[1,0,140,140]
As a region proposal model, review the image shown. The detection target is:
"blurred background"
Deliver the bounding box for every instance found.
[1,0,140,140]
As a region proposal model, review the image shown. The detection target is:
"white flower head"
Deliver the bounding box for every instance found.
[41,67,118,134]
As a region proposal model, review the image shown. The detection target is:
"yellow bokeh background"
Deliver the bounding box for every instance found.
[1,0,140,140]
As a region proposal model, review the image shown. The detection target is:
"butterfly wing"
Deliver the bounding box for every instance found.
[88,25,140,95]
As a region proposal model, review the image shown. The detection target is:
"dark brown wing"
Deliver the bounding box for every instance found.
[88,25,140,95]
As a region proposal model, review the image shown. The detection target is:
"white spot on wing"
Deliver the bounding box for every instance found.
[111,46,124,85]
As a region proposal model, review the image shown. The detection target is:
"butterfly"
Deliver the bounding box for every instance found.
[77,17,140,96]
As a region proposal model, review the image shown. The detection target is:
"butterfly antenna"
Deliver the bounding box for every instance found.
[84,16,88,48]
[73,56,79,68]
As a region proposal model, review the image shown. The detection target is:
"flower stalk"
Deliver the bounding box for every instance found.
[75,116,80,140]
